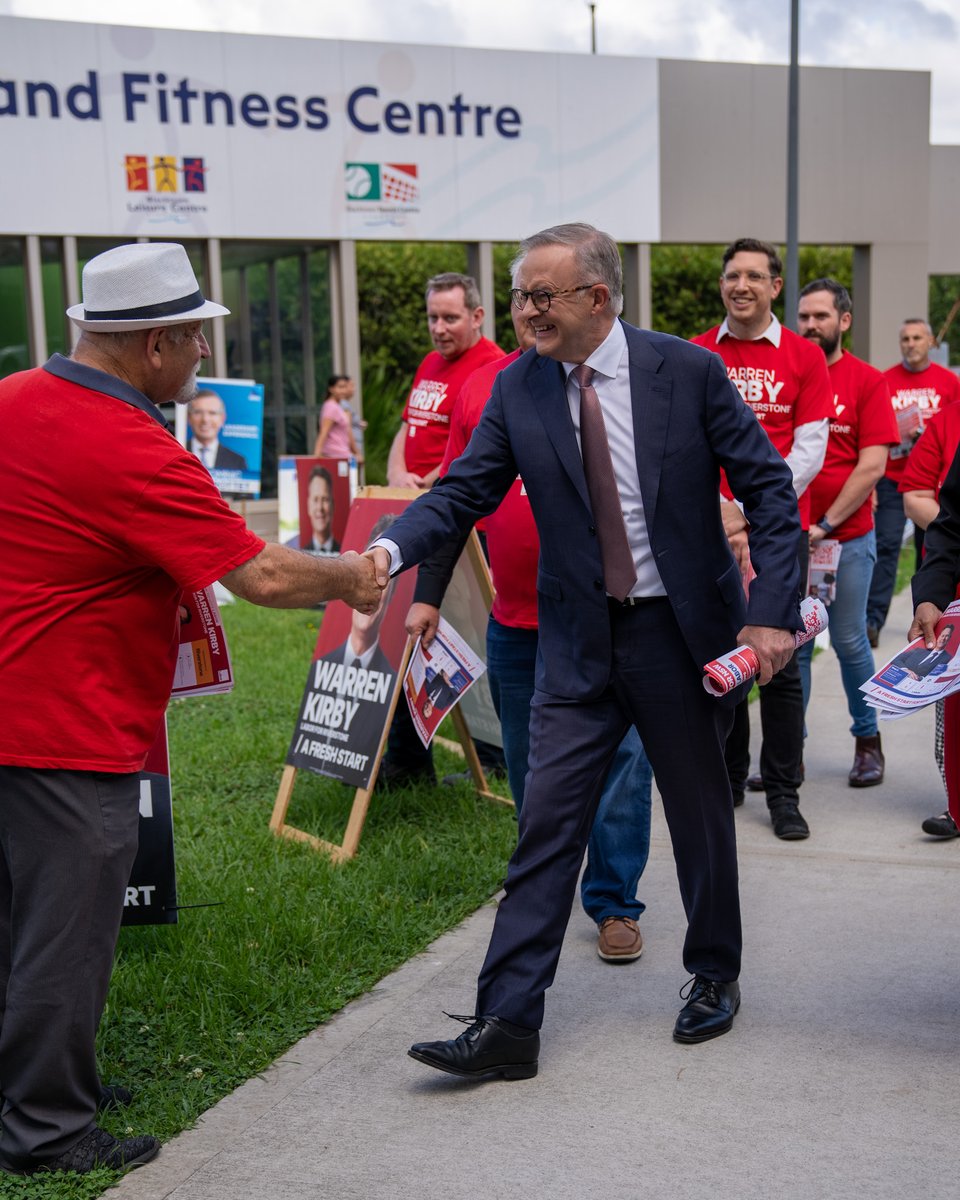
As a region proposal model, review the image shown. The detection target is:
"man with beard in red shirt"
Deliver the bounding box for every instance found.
[796,279,898,786]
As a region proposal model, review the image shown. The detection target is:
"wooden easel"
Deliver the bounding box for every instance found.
[269,488,511,863]
[270,638,509,862]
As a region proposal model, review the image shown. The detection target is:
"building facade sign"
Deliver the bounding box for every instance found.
[1,17,660,241]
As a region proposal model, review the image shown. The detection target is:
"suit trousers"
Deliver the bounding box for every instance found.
[0,766,140,1163]
[475,597,739,1031]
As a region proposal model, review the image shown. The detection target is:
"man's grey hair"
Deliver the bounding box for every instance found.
[425,272,482,311]
[78,322,200,354]
[900,317,933,335]
[510,223,624,316]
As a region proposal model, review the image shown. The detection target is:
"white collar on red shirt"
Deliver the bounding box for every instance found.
[717,313,782,347]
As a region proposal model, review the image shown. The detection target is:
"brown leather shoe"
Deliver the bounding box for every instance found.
[849,734,884,787]
[597,916,643,963]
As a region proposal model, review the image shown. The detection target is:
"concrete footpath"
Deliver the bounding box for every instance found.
[117,586,960,1200]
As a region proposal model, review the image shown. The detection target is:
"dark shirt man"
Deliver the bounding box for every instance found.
[0,243,380,1177]
[367,222,801,1075]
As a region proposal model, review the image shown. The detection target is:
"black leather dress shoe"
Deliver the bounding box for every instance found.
[408,1014,539,1080]
[673,977,741,1043]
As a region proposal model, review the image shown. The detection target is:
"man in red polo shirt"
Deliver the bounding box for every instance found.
[0,243,381,1178]
[693,238,832,840]
[383,272,503,785]
[386,272,503,491]
[796,278,898,786]
[866,318,960,645]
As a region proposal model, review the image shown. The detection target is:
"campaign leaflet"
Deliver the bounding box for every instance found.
[171,586,234,697]
[285,497,416,789]
[403,616,486,748]
[889,400,922,460]
[806,539,841,605]
[861,599,960,719]
[125,719,178,927]
[703,597,828,696]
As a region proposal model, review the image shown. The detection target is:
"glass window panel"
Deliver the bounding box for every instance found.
[0,238,29,379]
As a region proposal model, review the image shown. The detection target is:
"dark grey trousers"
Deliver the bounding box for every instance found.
[0,766,140,1164]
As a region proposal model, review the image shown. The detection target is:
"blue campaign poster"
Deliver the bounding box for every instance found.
[186,377,264,498]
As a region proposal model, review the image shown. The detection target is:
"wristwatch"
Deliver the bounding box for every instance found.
[816,517,834,535]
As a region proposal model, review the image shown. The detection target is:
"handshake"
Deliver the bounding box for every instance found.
[336,545,393,614]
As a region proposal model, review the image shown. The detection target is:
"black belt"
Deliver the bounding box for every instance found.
[607,594,666,608]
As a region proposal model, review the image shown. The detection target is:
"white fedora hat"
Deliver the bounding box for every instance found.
[66,242,230,332]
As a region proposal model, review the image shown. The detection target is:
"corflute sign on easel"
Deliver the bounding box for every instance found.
[0,17,659,242]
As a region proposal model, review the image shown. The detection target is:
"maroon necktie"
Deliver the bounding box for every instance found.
[572,364,638,602]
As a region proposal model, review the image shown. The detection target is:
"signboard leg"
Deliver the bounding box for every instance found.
[449,705,513,808]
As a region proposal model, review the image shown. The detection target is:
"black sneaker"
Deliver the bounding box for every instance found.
[921,810,960,838]
[770,804,810,840]
[1,1127,161,1176]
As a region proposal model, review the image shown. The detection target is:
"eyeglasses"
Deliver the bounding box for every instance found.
[510,283,600,313]
[721,271,777,285]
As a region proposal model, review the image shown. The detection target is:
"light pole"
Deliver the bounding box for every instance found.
[785,0,800,329]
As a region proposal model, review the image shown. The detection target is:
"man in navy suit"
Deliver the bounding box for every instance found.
[367,224,802,1075]
[188,390,248,471]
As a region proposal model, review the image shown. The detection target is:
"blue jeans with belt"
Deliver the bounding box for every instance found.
[798,530,878,737]
[486,616,652,923]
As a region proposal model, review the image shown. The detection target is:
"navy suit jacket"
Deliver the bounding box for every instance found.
[213,443,248,471]
[386,321,802,702]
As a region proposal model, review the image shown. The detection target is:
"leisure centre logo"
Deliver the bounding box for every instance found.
[124,155,210,222]
[345,162,419,203]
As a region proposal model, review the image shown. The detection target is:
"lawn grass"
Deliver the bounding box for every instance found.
[0,602,516,1200]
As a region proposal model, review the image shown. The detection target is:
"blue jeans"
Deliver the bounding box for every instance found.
[798,530,878,738]
[486,616,652,922]
[866,476,905,634]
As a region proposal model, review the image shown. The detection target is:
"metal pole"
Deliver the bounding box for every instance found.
[589,4,597,54]
[784,0,800,329]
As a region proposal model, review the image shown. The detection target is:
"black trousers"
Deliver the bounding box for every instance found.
[475,598,738,1031]
[724,530,807,809]
[0,766,140,1164]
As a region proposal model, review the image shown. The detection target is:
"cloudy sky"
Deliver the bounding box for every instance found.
[3,0,959,142]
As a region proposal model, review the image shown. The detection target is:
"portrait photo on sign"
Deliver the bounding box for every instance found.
[278,456,354,556]
[182,378,264,499]
[285,496,417,790]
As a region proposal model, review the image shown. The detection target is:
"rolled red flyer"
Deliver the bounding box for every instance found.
[702,597,829,696]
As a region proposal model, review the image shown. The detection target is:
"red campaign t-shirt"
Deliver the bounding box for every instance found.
[402,336,504,476]
[439,350,539,628]
[806,352,899,542]
[692,324,834,525]
[883,360,960,482]
[898,402,960,500]
[0,365,264,772]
